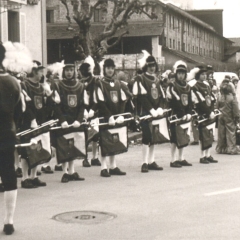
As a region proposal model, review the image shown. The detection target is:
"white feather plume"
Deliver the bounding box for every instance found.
[2,41,33,74]
[47,60,65,79]
[162,69,172,79]
[138,50,150,69]
[187,67,200,81]
[99,59,105,77]
[84,55,95,75]
[173,60,187,73]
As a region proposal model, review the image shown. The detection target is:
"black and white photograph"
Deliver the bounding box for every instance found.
[0,0,240,239]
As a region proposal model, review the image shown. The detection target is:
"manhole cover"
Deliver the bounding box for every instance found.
[53,211,117,225]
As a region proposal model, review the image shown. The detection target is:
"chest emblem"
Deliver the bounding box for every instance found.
[181,94,188,106]
[68,95,77,108]
[34,96,43,109]
[110,91,118,103]
[205,95,211,107]
[151,83,159,100]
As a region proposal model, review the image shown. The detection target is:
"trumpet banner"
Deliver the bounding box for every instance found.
[175,121,191,149]
[150,117,170,144]
[199,120,216,150]
[21,126,51,169]
[52,127,87,164]
[100,126,128,157]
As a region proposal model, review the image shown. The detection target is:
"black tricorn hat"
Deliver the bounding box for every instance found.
[32,60,45,70]
[146,56,157,66]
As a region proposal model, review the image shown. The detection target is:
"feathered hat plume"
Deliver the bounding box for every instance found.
[138,50,150,69]
[47,60,65,79]
[173,60,187,73]
[3,41,33,74]
[84,55,95,75]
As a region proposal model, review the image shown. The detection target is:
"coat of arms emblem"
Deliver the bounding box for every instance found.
[181,94,188,106]
[68,95,77,107]
[34,96,43,109]
[205,95,211,107]
[110,91,118,103]
[151,83,159,99]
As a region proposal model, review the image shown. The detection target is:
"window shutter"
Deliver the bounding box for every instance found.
[19,12,26,45]
[0,9,8,42]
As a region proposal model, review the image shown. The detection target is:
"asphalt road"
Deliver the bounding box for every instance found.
[1,141,240,240]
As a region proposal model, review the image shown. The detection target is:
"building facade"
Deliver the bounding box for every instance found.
[0,0,47,66]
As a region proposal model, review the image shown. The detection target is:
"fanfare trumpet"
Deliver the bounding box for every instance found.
[168,110,197,124]
[197,109,221,124]
[91,112,134,127]
[139,109,172,122]
[15,119,59,148]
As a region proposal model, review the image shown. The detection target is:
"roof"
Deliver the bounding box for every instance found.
[47,21,163,40]
[187,9,223,13]
[163,47,223,65]
[228,38,240,46]
[225,46,240,56]
[166,3,216,33]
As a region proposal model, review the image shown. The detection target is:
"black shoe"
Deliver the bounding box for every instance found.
[109,167,126,176]
[82,159,91,168]
[100,169,111,177]
[41,166,54,174]
[55,165,63,171]
[200,157,209,164]
[170,161,182,168]
[21,179,38,189]
[3,224,14,235]
[70,172,85,181]
[15,167,22,178]
[91,158,101,166]
[190,141,199,145]
[148,162,163,170]
[0,183,4,192]
[179,160,192,166]
[32,178,47,187]
[206,156,218,163]
[141,163,148,173]
[61,173,70,183]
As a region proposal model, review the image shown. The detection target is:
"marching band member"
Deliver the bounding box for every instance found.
[133,56,166,173]
[0,43,22,235]
[166,61,193,168]
[20,61,49,188]
[191,66,218,163]
[79,61,101,167]
[52,62,85,183]
[94,58,127,177]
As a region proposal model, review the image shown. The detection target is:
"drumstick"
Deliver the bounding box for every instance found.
[15,139,38,148]
[91,117,134,127]
[139,109,172,121]
[50,122,89,130]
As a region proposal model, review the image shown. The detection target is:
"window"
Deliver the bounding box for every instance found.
[164,37,167,47]
[170,39,172,48]
[94,8,102,22]
[188,23,190,35]
[193,46,194,53]
[188,44,190,52]
[206,49,208,56]
[8,11,20,42]
[178,41,180,50]
[210,50,212,57]
[200,48,202,55]
[46,10,54,23]
[183,42,185,51]
[196,46,198,53]
[204,49,205,56]
[169,14,172,28]
[173,40,175,49]
[173,16,175,29]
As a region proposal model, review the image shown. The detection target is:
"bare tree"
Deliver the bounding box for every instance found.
[60,0,158,62]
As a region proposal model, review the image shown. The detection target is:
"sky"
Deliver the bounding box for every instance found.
[193,0,240,38]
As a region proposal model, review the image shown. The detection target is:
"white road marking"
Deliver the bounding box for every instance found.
[204,187,240,196]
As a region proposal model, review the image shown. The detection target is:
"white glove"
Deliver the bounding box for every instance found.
[88,109,95,118]
[42,82,53,96]
[108,116,115,126]
[30,139,38,146]
[157,108,164,116]
[61,121,69,129]
[84,109,89,119]
[72,121,81,128]
[186,114,192,121]
[116,116,124,124]
[150,108,158,118]
[209,112,215,119]
[212,85,218,91]
[31,119,38,129]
